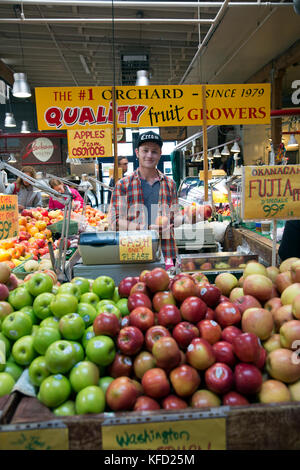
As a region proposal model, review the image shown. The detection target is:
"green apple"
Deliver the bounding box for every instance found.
[80,292,99,308]
[33,292,56,320]
[4,362,23,382]
[116,298,130,317]
[112,287,121,303]
[0,332,11,357]
[71,277,90,295]
[59,313,85,340]
[33,327,61,355]
[31,325,40,337]
[38,374,71,408]
[20,306,38,325]
[50,294,78,318]
[58,282,81,300]
[26,272,54,297]
[40,316,60,330]
[53,400,76,416]
[0,372,15,397]
[52,285,59,295]
[69,341,85,365]
[28,356,50,386]
[45,340,77,374]
[81,326,95,349]
[96,303,121,319]
[86,335,116,366]
[97,299,116,308]
[99,376,114,395]
[8,287,33,310]
[75,385,105,414]
[77,303,97,328]
[69,360,99,392]
[0,301,13,322]
[92,276,115,300]
[1,311,32,341]
[12,335,36,366]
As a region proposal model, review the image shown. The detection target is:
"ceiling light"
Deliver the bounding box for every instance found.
[20,120,30,133]
[213,148,222,158]
[221,145,230,156]
[79,55,91,75]
[12,73,31,98]
[4,112,16,127]
[136,70,149,86]
[286,134,299,150]
[231,141,240,153]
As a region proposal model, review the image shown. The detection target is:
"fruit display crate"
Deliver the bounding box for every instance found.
[2,393,300,450]
[48,219,79,237]
[0,392,21,425]
[12,255,34,280]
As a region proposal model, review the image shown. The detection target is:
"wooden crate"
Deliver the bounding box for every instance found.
[8,395,300,450]
[0,392,22,424]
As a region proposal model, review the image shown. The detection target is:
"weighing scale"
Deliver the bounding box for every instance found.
[74,229,165,284]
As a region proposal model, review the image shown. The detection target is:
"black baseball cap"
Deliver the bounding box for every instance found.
[137,131,163,148]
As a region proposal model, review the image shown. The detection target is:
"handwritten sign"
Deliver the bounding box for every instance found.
[67,128,112,158]
[0,426,69,450]
[102,418,226,450]
[35,83,270,130]
[0,195,18,240]
[242,165,300,220]
[119,232,153,262]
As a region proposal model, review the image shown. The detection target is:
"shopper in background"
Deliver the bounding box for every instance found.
[107,156,129,203]
[108,131,179,263]
[0,165,42,211]
[78,174,93,194]
[278,220,300,261]
[48,178,84,210]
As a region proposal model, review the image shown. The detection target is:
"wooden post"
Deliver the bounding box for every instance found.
[112,85,119,184]
[272,219,277,266]
[201,85,209,202]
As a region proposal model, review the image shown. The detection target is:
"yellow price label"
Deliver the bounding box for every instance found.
[119,232,153,262]
[0,426,69,450]
[0,195,19,240]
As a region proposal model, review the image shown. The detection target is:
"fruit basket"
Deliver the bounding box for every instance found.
[11,256,34,280]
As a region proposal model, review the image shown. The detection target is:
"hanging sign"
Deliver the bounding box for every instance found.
[67,128,112,158]
[242,164,300,220]
[0,195,18,240]
[35,83,271,130]
[20,137,62,165]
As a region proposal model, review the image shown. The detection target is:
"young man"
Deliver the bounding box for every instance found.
[108,131,179,262]
[107,155,129,203]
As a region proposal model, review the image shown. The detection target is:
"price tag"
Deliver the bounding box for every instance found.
[0,195,19,240]
[119,231,153,262]
[199,170,212,180]
[0,422,69,450]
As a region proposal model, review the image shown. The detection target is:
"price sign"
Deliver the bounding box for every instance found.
[0,422,69,450]
[0,195,18,240]
[119,231,153,262]
[67,128,112,158]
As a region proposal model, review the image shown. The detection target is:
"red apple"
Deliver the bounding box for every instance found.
[117,326,144,355]
[145,268,169,293]
[205,362,234,394]
[215,272,238,296]
[139,270,150,283]
[281,283,300,306]
[204,307,215,320]
[127,292,152,312]
[243,274,273,302]
[219,295,230,303]
[280,320,300,349]
[133,351,156,379]
[191,389,221,408]
[168,273,193,291]
[191,272,209,284]
[214,301,241,328]
[275,271,293,294]
[266,348,300,383]
[129,306,155,332]
[241,307,274,340]
[273,305,293,332]
[141,368,170,399]
[292,294,300,319]
[171,277,197,303]
[264,297,282,313]
[145,325,171,352]
[152,291,176,312]
[172,321,199,349]
[243,261,267,278]
[118,276,139,298]
[152,336,181,370]
[157,304,182,329]
[279,257,300,273]
[108,353,133,378]
[229,288,244,303]
[232,332,261,363]
[93,312,120,337]
[120,315,130,328]
[253,346,267,370]
[130,282,150,297]
[234,363,263,394]
[180,296,207,323]
[162,395,188,410]
[221,325,242,344]
[291,261,300,283]
[186,337,216,370]
[222,391,249,406]
[169,364,200,397]
[212,341,237,368]
[197,319,222,345]
[266,266,280,283]
[106,376,139,411]
[133,395,160,411]
[198,284,221,308]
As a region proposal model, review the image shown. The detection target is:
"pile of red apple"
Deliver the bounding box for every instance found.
[1,256,300,416]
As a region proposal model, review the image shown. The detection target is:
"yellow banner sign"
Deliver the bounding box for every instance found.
[35,84,270,130]
[0,195,19,240]
[242,165,300,220]
[67,128,112,158]
[102,418,226,450]
[0,427,69,450]
[119,231,153,262]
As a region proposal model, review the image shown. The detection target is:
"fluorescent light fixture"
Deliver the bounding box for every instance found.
[12,73,31,98]
[136,70,149,86]
[286,134,299,150]
[4,112,16,127]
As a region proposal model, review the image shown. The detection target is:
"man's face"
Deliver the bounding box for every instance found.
[135,142,161,170]
[119,158,128,174]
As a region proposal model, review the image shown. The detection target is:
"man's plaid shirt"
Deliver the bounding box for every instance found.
[108,168,178,260]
